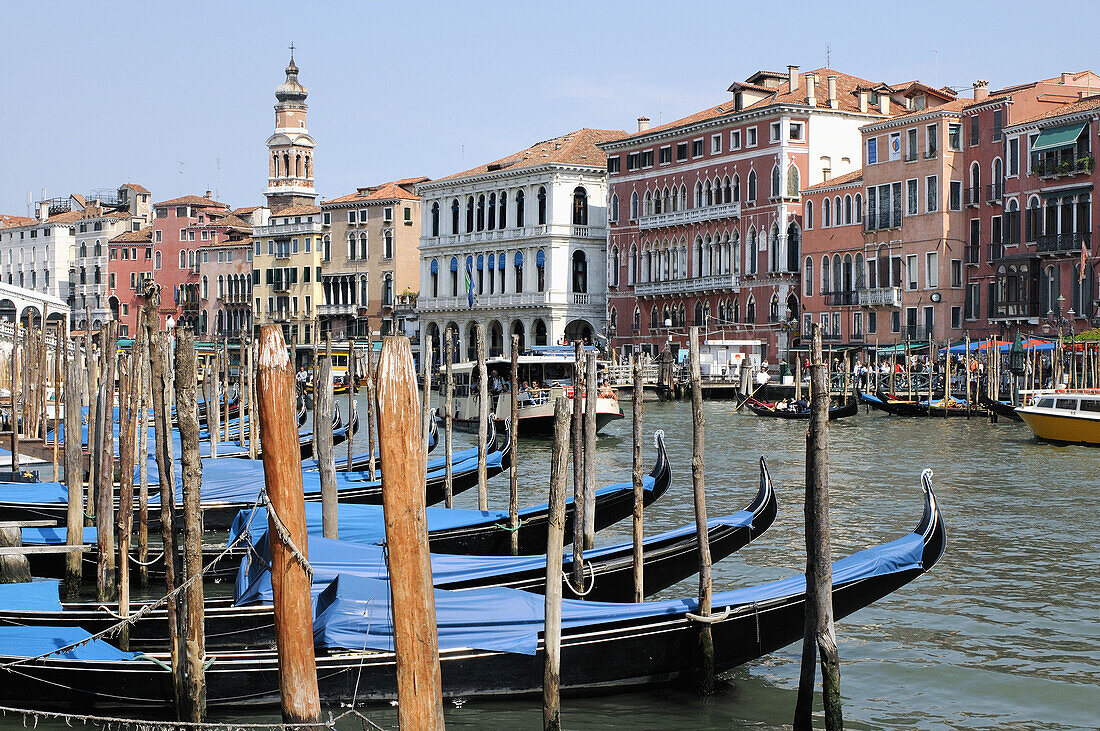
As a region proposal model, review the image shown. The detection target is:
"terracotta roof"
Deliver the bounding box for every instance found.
[802,168,863,191]
[1009,94,1100,126]
[70,194,87,207]
[268,204,320,216]
[40,210,83,224]
[326,177,428,205]
[109,225,152,244]
[218,214,253,230]
[891,81,957,101]
[866,97,973,126]
[121,183,150,194]
[233,206,260,215]
[154,195,229,208]
[0,214,35,229]
[618,68,888,141]
[434,129,625,182]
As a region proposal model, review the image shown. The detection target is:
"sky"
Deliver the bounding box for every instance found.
[2,0,1098,214]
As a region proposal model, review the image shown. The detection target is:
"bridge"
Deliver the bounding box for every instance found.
[0,281,70,327]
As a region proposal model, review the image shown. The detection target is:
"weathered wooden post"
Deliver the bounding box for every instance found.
[509,335,520,556]
[583,351,597,549]
[174,327,207,721]
[9,317,19,472]
[316,345,337,539]
[793,322,843,731]
[116,353,134,650]
[377,336,445,730]
[346,339,355,468]
[443,329,454,508]
[208,363,220,458]
[631,353,644,602]
[571,342,584,588]
[543,397,570,731]
[365,327,378,481]
[96,322,117,602]
[63,336,83,599]
[422,339,433,464]
[476,323,488,510]
[137,331,151,588]
[51,324,59,478]
[256,325,322,725]
[688,326,714,694]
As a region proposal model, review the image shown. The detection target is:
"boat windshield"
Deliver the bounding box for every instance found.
[1055,398,1078,410]
[1081,399,1100,412]
[1037,398,1055,408]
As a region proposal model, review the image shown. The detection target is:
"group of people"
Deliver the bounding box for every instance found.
[772,397,810,413]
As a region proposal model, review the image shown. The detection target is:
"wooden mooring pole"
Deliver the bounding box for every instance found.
[377,336,445,730]
[317,343,337,539]
[257,325,321,725]
[63,332,83,599]
[570,342,584,588]
[174,328,207,721]
[443,330,454,508]
[793,322,843,731]
[96,321,117,602]
[422,339,432,466]
[583,352,597,550]
[476,323,488,510]
[509,335,520,556]
[116,352,134,651]
[631,353,644,602]
[543,396,570,731]
[365,327,377,482]
[688,326,714,694]
[137,331,151,588]
[347,339,354,468]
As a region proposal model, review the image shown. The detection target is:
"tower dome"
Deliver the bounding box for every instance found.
[275,55,308,104]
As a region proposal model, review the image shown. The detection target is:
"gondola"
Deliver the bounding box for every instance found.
[0,456,757,651]
[862,390,974,417]
[746,398,858,421]
[21,428,668,583]
[978,393,1023,422]
[0,471,944,709]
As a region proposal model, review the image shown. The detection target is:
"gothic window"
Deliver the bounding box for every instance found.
[747,170,757,202]
[499,192,507,228]
[771,165,781,198]
[571,250,587,293]
[630,191,639,219]
[431,202,440,236]
[451,199,460,233]
[466,197,474,232]
[477,195,486,231]
[516,190,525,226]
[786,164,799,198]
[537,187,547,225]
[572,187,588,226]
[610,194,619,222]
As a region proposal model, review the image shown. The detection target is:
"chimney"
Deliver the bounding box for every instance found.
[858,90,868,113]
[788,65,800,91]
[1061,72,1072,84]
[637,116,650,133]
[807,74,817,106]
[827,75,838,110]
[879,94,890,115]
[204,190,212,199]
[37,201,49,221]
[973,80,989,102]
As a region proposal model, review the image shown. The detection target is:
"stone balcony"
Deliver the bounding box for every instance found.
[636,201,741,231]
[419,290,602,312]
[253,220,325,237]
[858,286,903,308]
[318,303,357,317]
[633,272,741,298]
[420,223,604,249]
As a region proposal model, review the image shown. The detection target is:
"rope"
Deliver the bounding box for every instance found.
[128,550,165,567]
[686,606,732,624]
[0,490,267,670]
[0,705,384,731]
[561,560,596,597]
[492,518,524,532]
[261,493,313,581]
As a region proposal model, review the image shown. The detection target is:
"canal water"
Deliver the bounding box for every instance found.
[338,395,1098,729]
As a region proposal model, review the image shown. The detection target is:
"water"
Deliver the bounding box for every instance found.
[12,397,1100,729]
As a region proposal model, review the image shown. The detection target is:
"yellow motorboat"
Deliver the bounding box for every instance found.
[1015,390,1100,446]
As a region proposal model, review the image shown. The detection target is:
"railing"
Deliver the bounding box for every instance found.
[573,293,590,305]
[419,291,557,311]
[180,301,200,312]
[993,300,1039,319]
[272,281,292,292]
[253,221,325,237]
[273,250,291,260]
[965,187,981,207]
[902,325,934,340]
[925,149,937,159]
[965,245,981,265]
[318,303,357,316]
[986,182,1003,202]
[633,272,741,297]
[420,223,605,249]
[905,150,918,162]
[988,243,1005,261]
[824,290,857,306]
[822,331,842,341]
[1034,155,1093,179]
[637,201,741,231]
[220,293,251,305]
[1036,231,1090,254]
[858,286,903,308]
[269,310,293,322]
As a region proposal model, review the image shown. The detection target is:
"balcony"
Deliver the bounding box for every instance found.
[637,201,741,231]
[965,187,981,207]
[1036,231,1090,255]
[1034,155,1093,180]
[988,243,1005,261]
[858,286,903,308]
[904,150,918,162]
[270,310,293,322]
[220,292,251,305]
[272,281,292,293]
[993,299,1039,319]
[901,325,934,341]
[864,211,901,232]
[181,301,200,312]
[824,290,858,306]
[986,182,1003,202]
[420,223,604,249]
[419,291,555,311]
[273,249,292,260]
[318,303,357,317]
[634,272,741,298]
[253,220,325,237]
[965,245,981,265]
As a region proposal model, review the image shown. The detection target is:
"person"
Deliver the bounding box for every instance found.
[489,369,504,395]
[295,366,308,386]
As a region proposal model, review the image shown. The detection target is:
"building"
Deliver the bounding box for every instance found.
[417,128,623,364]
[105,225,153,337]
[601,66,900,362]
[321,178,427,340]
[194,209,255,339]
[250,53,327,345]
[72,183,152,330]
[0,195,85,310]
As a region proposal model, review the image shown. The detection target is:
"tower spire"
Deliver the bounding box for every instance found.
[265,49,317,210]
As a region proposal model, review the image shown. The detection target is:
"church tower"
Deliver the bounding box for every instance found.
[265,48,317,211]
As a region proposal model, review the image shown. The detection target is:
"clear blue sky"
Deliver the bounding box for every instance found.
[2,0,1097,213]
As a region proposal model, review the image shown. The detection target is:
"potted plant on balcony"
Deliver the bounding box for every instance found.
[1060,160,1073,175]
[1077,156,1094,173]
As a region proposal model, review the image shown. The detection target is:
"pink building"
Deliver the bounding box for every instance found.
[601,66,890,362]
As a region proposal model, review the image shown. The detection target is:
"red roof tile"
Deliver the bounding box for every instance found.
[154,194,229,209]
[802,168,863,191]
[326,178,428,205]
[121,183,150,194]
[433,129,625,182]
[0,214,35,229]
[1009,94,1100,126]
[109,225,153,244]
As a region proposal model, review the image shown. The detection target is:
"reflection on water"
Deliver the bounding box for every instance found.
[15,397,1100,730]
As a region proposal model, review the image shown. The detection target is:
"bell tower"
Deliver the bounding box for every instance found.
[265,45,317,211]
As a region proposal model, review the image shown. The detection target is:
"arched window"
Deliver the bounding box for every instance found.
[844,195,853,224]
[450,257,459,296]
[451,199,460,233]
[805,200,814,229]
[536,249,546,291]
[786,164,800,198]
[694,301,704,326]
[770,165,781,198]
[630,191,639,219]
[748,227,758,275]
[537,187,547,225]
[787,223,800,272]
[272,154,280,178]
[842,253,854,292]
[608,306,617,335]
[834,197,842,226]
[732,174,741,202]
[430,202,440,236]
[179,250,186,268]
[855,193,863,222]
[628,243,637,284]
[732,297,740,322]
[723,176,732,204]
[804,256,813,297]
[855,253,866,289]
[283,153,290,178]
[217,274,224,297]
[970,162,980,203]
[516,190,525,226]
[693,237,703,277]
[609,245,620,286]
[487,193,496,231]
[476,195,486,231]
[466,196,474,232]
[732,232,741,274]
[769,294,780,322]
[650,305,659,330]
[514,251,524,292]
[746,295,756,323]
[821,255,831,293]
[643,191,653,217]
[832,253,843,293]
[201,275,208,300]
[747,169,757,202]
[992,158,1003,193]
[769,224,781,272]
[154,250,161,270]
[359,233,368,259]
[382,273,393,307]
[572,187,588,226]
[632,306,641,332]
[295,153,302,178]
[499,192,508,228]
[610,193,619,222]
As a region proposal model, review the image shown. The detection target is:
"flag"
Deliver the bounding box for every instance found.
[465,260,474,309]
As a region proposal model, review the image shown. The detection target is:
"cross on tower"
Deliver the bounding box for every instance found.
[288,42,295,61]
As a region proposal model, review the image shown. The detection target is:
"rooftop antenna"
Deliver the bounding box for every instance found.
[216,157,221,201]
[825,43,831,69]
[659,92,663,124]
[25,190,31,217]
[178,161,185,194]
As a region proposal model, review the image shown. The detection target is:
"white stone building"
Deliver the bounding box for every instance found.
[417,128,623,364]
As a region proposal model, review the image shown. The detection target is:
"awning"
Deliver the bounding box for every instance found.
[1031,122,1086,152]
[1039,184,1092,199]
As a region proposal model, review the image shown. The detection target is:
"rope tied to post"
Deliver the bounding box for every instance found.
[561,560,596,597]
[261,491,313,581]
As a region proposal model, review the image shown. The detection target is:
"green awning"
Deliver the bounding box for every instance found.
[1031,122,1087,152]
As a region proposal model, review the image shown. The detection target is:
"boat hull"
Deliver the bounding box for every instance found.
[1016,408,1100,446]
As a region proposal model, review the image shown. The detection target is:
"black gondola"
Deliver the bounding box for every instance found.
[746,398,858,421]
[978,393,1023,422]
[0,471,944,710]
[862,390,974,418]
